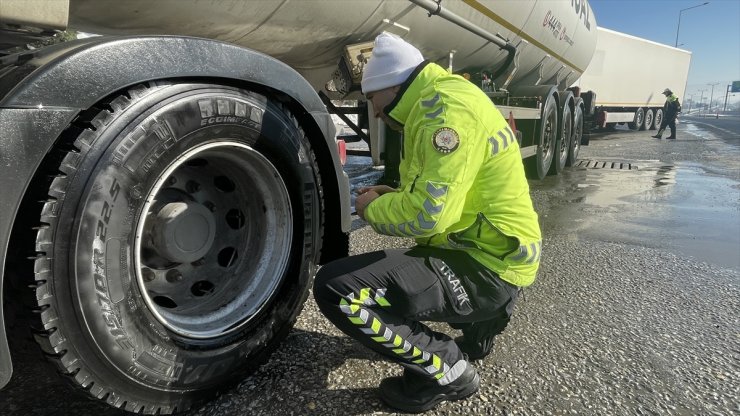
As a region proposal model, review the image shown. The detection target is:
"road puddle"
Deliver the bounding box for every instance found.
[532,160,740,270]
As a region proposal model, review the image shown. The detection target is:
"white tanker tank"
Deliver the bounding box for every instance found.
[2,0,599,178]
[67,0,598,94]
[64,0,598,179]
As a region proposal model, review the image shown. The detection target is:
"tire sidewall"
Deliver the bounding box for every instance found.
[567,105,583,166]
[632,107,645,130]
[537,95,557,179]
[654,109,664,129]
[553,104,571,174]
[645,108,655,130]
[51,84,316,398]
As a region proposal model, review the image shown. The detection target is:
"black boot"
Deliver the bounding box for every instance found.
[379,361,480,413]
[652,128,664,139]
[666,135,676,140]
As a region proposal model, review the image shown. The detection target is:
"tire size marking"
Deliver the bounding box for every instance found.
[95,178,121,240]
[93,250,135,350]
[92,177,134,350]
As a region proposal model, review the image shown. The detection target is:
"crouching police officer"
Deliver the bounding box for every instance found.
[313,32,541,412]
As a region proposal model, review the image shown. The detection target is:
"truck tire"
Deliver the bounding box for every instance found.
[566,104,583,167]
[644,108,655,130]
[628,107,644,130]
[525,93,557,180]
[550,101,572,175]
[29,82,321,413]
[654,108,664,131]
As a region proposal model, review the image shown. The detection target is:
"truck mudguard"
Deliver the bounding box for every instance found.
[0,35,351,388]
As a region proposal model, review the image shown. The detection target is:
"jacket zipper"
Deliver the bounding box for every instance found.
[410,144,425,193]
[409,174,420,193]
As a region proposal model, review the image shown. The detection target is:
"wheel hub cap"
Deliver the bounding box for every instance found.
[151,202,216,263]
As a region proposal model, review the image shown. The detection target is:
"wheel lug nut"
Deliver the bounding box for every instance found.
[142,268,156,282]
[166,269,184,283]
[167,176,177,186]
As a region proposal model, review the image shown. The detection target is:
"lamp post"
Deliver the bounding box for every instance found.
[675,2,710,47]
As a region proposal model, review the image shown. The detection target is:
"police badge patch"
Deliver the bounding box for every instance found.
[432,127,460,154]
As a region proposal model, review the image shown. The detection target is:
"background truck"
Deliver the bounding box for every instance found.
[575,27,692,133]
[0,0,602,413]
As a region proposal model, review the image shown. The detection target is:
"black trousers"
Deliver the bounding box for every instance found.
[313,246,518,384]
[659,116,676,137]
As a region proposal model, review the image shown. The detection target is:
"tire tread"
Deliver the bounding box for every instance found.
[30,82,174,414]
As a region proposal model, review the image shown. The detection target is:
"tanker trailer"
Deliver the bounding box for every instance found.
[0,0,596,413]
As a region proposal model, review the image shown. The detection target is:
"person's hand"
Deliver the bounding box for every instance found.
[355,190,380,220]
[357,185,396,196]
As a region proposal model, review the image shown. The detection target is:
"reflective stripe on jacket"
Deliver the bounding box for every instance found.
[364,62,541,287]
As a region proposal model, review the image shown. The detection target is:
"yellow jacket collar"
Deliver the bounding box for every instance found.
[384,61,449,125]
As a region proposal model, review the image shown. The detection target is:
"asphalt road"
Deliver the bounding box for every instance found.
[1,118,738,415]
[681,114,740,144]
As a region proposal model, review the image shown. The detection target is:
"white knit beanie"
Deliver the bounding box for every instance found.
[361,32,425,94]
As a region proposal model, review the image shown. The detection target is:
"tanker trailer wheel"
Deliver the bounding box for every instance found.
[644,108,655,130]
[549,101,572,175]
[566,104,584,167]
[642,108,655,130]
[629,107,645,130]
[653,108,664,131]
[29,82,321,413]
[525,94,557,180]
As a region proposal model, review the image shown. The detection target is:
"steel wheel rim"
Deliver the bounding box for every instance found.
[573,112,582,158]
[542,105,557,166]
[134,141,293,339]
[561,113,572,161]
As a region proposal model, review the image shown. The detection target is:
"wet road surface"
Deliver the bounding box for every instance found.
[533,156,739,270]
[1,118,738,415]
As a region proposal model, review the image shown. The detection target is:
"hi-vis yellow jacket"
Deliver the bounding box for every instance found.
[364,62,542,287]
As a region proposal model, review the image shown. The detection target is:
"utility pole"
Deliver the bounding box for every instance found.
[688,94,695,114]
[708,82,720,118]
[697,89,706,117]
[723,84,731,112]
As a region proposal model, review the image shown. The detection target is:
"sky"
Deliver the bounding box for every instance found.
[590,0,740,105]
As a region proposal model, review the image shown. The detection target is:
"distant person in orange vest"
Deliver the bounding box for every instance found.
[652,88,681,140]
